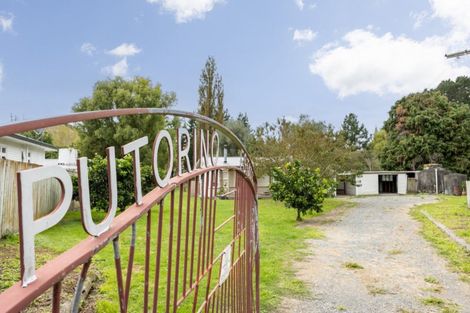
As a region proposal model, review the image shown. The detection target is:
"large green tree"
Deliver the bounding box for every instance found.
[198,56,225,124]
[339,113,370,150]
[380,91,470,175]
[220,113,254,156]
[436,76,470,105]
[72,77,176,162]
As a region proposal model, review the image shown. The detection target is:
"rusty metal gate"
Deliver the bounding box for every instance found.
[0,109,260,313]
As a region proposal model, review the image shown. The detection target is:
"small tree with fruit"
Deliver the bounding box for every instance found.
[270,160,334,221]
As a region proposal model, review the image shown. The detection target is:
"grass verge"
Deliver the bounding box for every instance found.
[410,196,470,283]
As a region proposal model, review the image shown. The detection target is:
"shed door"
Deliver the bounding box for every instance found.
[397,174,407,194]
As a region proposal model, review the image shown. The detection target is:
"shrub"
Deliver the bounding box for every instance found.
[270,160,335,221]
[72,155,155,212]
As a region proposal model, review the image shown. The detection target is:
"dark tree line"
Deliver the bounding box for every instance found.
[380,77,470,176]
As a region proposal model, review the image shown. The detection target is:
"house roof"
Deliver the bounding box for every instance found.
[338,170,420,176]
[4,134,57,151]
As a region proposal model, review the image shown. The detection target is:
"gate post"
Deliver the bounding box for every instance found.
[466,181,470,209]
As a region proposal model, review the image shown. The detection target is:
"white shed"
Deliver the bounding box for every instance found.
[337,171,418,196]
[0,134,56,165]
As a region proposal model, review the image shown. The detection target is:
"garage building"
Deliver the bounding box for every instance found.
[337,171,418,196]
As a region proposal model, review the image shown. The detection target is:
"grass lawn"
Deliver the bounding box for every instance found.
[0,195,350,312]
[411,196,470,283]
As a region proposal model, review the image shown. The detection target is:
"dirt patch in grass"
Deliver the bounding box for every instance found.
[0,238,101,312]
[300,201,355,227]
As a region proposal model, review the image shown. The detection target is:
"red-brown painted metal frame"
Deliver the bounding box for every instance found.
[0,166,258,312]
[0,109,259,313]
[0,108,256,185]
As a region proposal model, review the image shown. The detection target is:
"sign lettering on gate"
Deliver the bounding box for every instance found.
[18,126,220,286]
[0,109,260,313]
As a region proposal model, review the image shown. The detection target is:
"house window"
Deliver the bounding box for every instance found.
[0,147,6,159]
[27,152,31,163]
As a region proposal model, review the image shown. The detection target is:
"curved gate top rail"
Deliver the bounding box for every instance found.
[0,109,260,313]
[0,108,256,184]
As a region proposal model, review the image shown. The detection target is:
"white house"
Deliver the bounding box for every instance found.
[0,134,56,165]
[213,156,271,197]
[43,148,78,172]
[337,171,418,196]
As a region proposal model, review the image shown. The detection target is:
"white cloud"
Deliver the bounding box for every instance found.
[430,0,470,41]
[294,0,304,10]
[107,43,141,57]
[0,13,13,32]
[410,10,429,29]
[146,0,223,23]
[309,0,470,98]
[102,58,129,77]
[80,42,96,56]
[293,28,316,44]
[310,30,470,97]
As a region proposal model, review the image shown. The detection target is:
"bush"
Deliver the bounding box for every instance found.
[270,160,335,221]
[72,155,155,212]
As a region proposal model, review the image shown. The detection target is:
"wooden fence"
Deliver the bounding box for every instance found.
[0,159,61,238]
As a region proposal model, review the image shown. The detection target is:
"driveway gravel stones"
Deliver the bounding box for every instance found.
[278,195,470,313]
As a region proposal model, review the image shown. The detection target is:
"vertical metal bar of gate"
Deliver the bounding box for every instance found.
[0,110,259,313]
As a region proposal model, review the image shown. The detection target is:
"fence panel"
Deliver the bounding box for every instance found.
[0,159,61,237]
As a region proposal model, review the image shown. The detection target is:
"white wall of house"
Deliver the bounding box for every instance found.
[43,148,78,171]
[356,173,379,195]
[397,174,407,194]
[0,136,53,165]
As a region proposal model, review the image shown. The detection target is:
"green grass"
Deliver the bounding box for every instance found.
[387,249,403,255]
[411,196,470,283]
[420,296,459,312]
[416,196,470,244]
[421,296,445,306]
[257,197,349,311]
[343,262,364,270]
[366,285,387,296]
[0,194,350,312]
[424,276,440,284]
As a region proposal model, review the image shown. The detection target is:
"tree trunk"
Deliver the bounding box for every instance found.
[296,209,302,221]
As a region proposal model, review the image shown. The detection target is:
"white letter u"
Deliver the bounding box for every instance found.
[77,147,118,236]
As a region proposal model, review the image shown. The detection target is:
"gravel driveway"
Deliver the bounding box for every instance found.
[278,195,470,313]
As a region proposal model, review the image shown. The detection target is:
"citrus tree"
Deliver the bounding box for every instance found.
[270,160,335,221]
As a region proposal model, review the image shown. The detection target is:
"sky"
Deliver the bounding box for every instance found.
[1,0,470,132]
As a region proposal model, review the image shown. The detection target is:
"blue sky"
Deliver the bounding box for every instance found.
[1,0,470,131]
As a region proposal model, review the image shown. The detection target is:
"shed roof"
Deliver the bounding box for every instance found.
[338,170,420,176]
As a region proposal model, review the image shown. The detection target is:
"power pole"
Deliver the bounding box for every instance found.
[445,49,470,59]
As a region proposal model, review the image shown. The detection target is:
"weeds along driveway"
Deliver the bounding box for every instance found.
[279,195,470,313]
